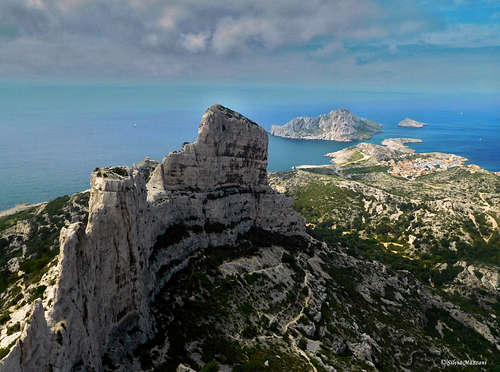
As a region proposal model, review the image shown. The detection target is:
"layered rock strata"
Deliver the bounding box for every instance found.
[0,104,305,371]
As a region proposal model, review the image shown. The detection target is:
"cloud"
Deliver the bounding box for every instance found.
[25,0,46,9]
[311,41,345,57]
[421,24,500,47]
[0,0,498,92]
[0,0,428,58]
[180,32,209,52]
[158,6,185,31]
[209,0,393,54]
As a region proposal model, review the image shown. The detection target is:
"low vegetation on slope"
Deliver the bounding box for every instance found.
[2,163,499,371]
[270,166,500,361]
[122,228,499,371]
[270,166,500,283]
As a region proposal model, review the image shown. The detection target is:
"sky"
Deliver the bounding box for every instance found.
[1,0,500,93]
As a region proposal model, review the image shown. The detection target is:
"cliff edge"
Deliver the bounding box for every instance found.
[0,104,306,371]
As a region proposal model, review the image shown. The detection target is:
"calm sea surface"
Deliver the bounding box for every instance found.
[1,83,499,210]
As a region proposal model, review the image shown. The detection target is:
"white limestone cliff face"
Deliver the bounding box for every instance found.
[0,104,306,371]
[270,108,382,141]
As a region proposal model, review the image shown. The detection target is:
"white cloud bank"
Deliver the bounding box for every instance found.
[0,0,498,91]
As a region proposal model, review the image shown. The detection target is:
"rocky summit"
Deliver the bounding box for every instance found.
[270,108,382,142]
[0,105,305,371]
[1,105,499,372]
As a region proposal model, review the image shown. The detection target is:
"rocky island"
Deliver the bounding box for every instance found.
[1,106,499,371]
[397,118,427,127]
[270,108,382,141]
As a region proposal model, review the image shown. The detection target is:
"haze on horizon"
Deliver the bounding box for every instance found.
[0,0,499,94]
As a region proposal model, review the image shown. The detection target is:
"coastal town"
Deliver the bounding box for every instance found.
[323,137,470,181]
[383,153,467,179]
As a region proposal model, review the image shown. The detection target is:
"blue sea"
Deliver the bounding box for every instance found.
[1,82,499,211]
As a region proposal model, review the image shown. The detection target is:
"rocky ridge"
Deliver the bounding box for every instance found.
[0,104,305,371]
[270,108,382,142]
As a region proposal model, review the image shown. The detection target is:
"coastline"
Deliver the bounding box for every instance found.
[1,129,498,212]
[0,189,91,218]
[0,203,38,219]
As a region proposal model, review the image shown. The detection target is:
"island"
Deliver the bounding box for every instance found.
[270,108,382,141]
[397,118,427,127]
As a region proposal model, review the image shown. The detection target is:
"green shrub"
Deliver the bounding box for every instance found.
[110,167,128,177]
[74,192,90,207]
[0,341,16,359]
[8,292,24,308]
[201,360,219,372]
[0,347,10,360]
[29,285,47,302]
[0,207,35,232]
[298,337,308,350]
[7,322,20,335]
[44,195,70,217]
[0,312,10,325]
[0,238,8,250]
[21,255,53,275]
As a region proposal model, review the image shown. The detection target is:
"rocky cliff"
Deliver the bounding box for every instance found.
[270,108,382,141]
[0,104,306,371]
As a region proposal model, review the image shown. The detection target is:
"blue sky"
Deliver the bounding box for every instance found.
[0,0,499,93]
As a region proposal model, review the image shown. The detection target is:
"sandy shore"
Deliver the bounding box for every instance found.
[0,203,40,219]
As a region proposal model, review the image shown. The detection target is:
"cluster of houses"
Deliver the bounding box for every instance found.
[385,155,463,179]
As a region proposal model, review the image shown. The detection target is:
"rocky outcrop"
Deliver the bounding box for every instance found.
[270,108,382,141]
[398,118,427,127]
[0,104,306,371]
[324,137,422,166]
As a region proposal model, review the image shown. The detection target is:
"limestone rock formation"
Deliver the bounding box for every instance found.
[398,118,427,127]
[323,138,419,167]
[0,104,306,371]
[270,108,382,141]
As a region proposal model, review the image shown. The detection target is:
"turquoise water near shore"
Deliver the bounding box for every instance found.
[1,83,499,211]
